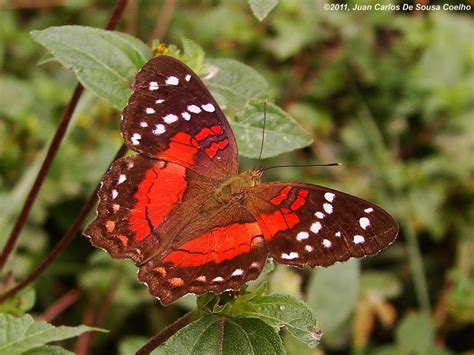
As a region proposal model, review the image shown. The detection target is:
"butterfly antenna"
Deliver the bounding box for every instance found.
[256,99,268,170]
[261,162,341,173]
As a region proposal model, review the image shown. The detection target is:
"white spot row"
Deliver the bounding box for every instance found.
[354,235,365,244]
[364,207,374,213]
[323,203,333,214]
[282,252,299,260]
[324,192,335,202]
[131,133,141,145]
[165,76,179,85]
[359,217,370,230]
[149,81,158,91]
[118,174,126,184]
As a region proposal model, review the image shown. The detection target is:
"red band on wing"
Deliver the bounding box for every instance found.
[129,163,187,241]
[159,132,198,167]
[256,208,300,240]
[205,138,229,158]
[290,189,309,211]
[270,186,293,205]
[163,222,261,267]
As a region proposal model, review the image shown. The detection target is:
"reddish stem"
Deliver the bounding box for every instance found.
[0,144,127,304]
[0,0,128,272]
[41,289,81,322]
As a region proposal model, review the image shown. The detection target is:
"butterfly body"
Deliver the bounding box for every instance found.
[85,55,398,305]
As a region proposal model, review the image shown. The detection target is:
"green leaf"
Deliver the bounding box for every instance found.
[360,271,402,299]
[249,0,279,21]
[24,345,73,355]
[396,313,434,354]
[119,336,148,355]
[0,313,104,355]
[0,287,36,316]
[30,25,152,110]
[152,314,284,355]
[232,100,313,158]
[307,259,360,333]
[231,294,321,348]
[205,58,269,113]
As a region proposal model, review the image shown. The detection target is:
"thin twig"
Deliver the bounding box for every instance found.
[77,272,122,354]
[0,0,128,272]
[75,305,96,355]
[0,144,128,304]
[41,289,81,322]
[150,0,177,43]
[136,312,195,355]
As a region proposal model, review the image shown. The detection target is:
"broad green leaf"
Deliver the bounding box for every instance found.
[0,287,35,316]
[360,271,402,299]
[232,100,313,158]
[30,25,152,110]
[119,336,148,355]
[307,259,360,333]
[180,38,206,71]
[24,345,73,355]
[249,0,279,21]
[205,58,268,113]
[153,314,284,355]
[0,313,104,355]
[396,313,434,354]
[231,294,321,348]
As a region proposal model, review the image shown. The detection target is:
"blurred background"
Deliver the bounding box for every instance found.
[0,0,472,354]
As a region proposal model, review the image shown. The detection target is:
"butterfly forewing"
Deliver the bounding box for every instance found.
[249,182,398,267]
[122,55,238,180]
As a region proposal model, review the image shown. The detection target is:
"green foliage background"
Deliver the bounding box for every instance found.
[0,0,473,353]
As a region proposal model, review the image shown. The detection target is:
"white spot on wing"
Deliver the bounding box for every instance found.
[296,231,309,241]
[195,276,206,282]
[140,121,148,127]
[323,239,332,248]
[359,217,370,230]
[118,174,126,184]
[149,81,158,90]
[202,103,215,112]
[152,124,166,135]
[353,235,365,244]
[212,277,224,282]
[281,252,299,260]
[324,192,335,202]
[163,114,178,124]
[250,262,260,269]
[166,76,179,85]
[310,221,322,234]
[185,74,191,81]
[181,112,191,121]
[112,189,118,199]
[305,245,314,252]
[232,269,244,276]
[364,207,374,213]
[112,204,120,212]
[146,107,155,114]
[156,99,164,104]
[187,104,201,113]
[323,203,333,214]
[335,231,341,237]
[131,133,141,145]
[315,211,325,219]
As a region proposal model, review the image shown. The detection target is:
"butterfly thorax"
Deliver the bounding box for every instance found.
[210,169,262,207]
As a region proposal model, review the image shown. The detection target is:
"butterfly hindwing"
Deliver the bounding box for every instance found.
[121,55,238,180]
[248,182,398,267]
[137,209,267,305]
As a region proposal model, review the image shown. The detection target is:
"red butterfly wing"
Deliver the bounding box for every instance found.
[248,182,398,267]
[121,55,238,179]
[84,155,220,264]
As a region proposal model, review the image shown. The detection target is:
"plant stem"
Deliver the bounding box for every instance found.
[41,289,81,322]
[136,311,195,355]
[0,0,129,272]
[0,144,128,304]
[405,222,431,313]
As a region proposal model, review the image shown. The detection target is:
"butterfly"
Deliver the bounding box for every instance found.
[84,55,398,305]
